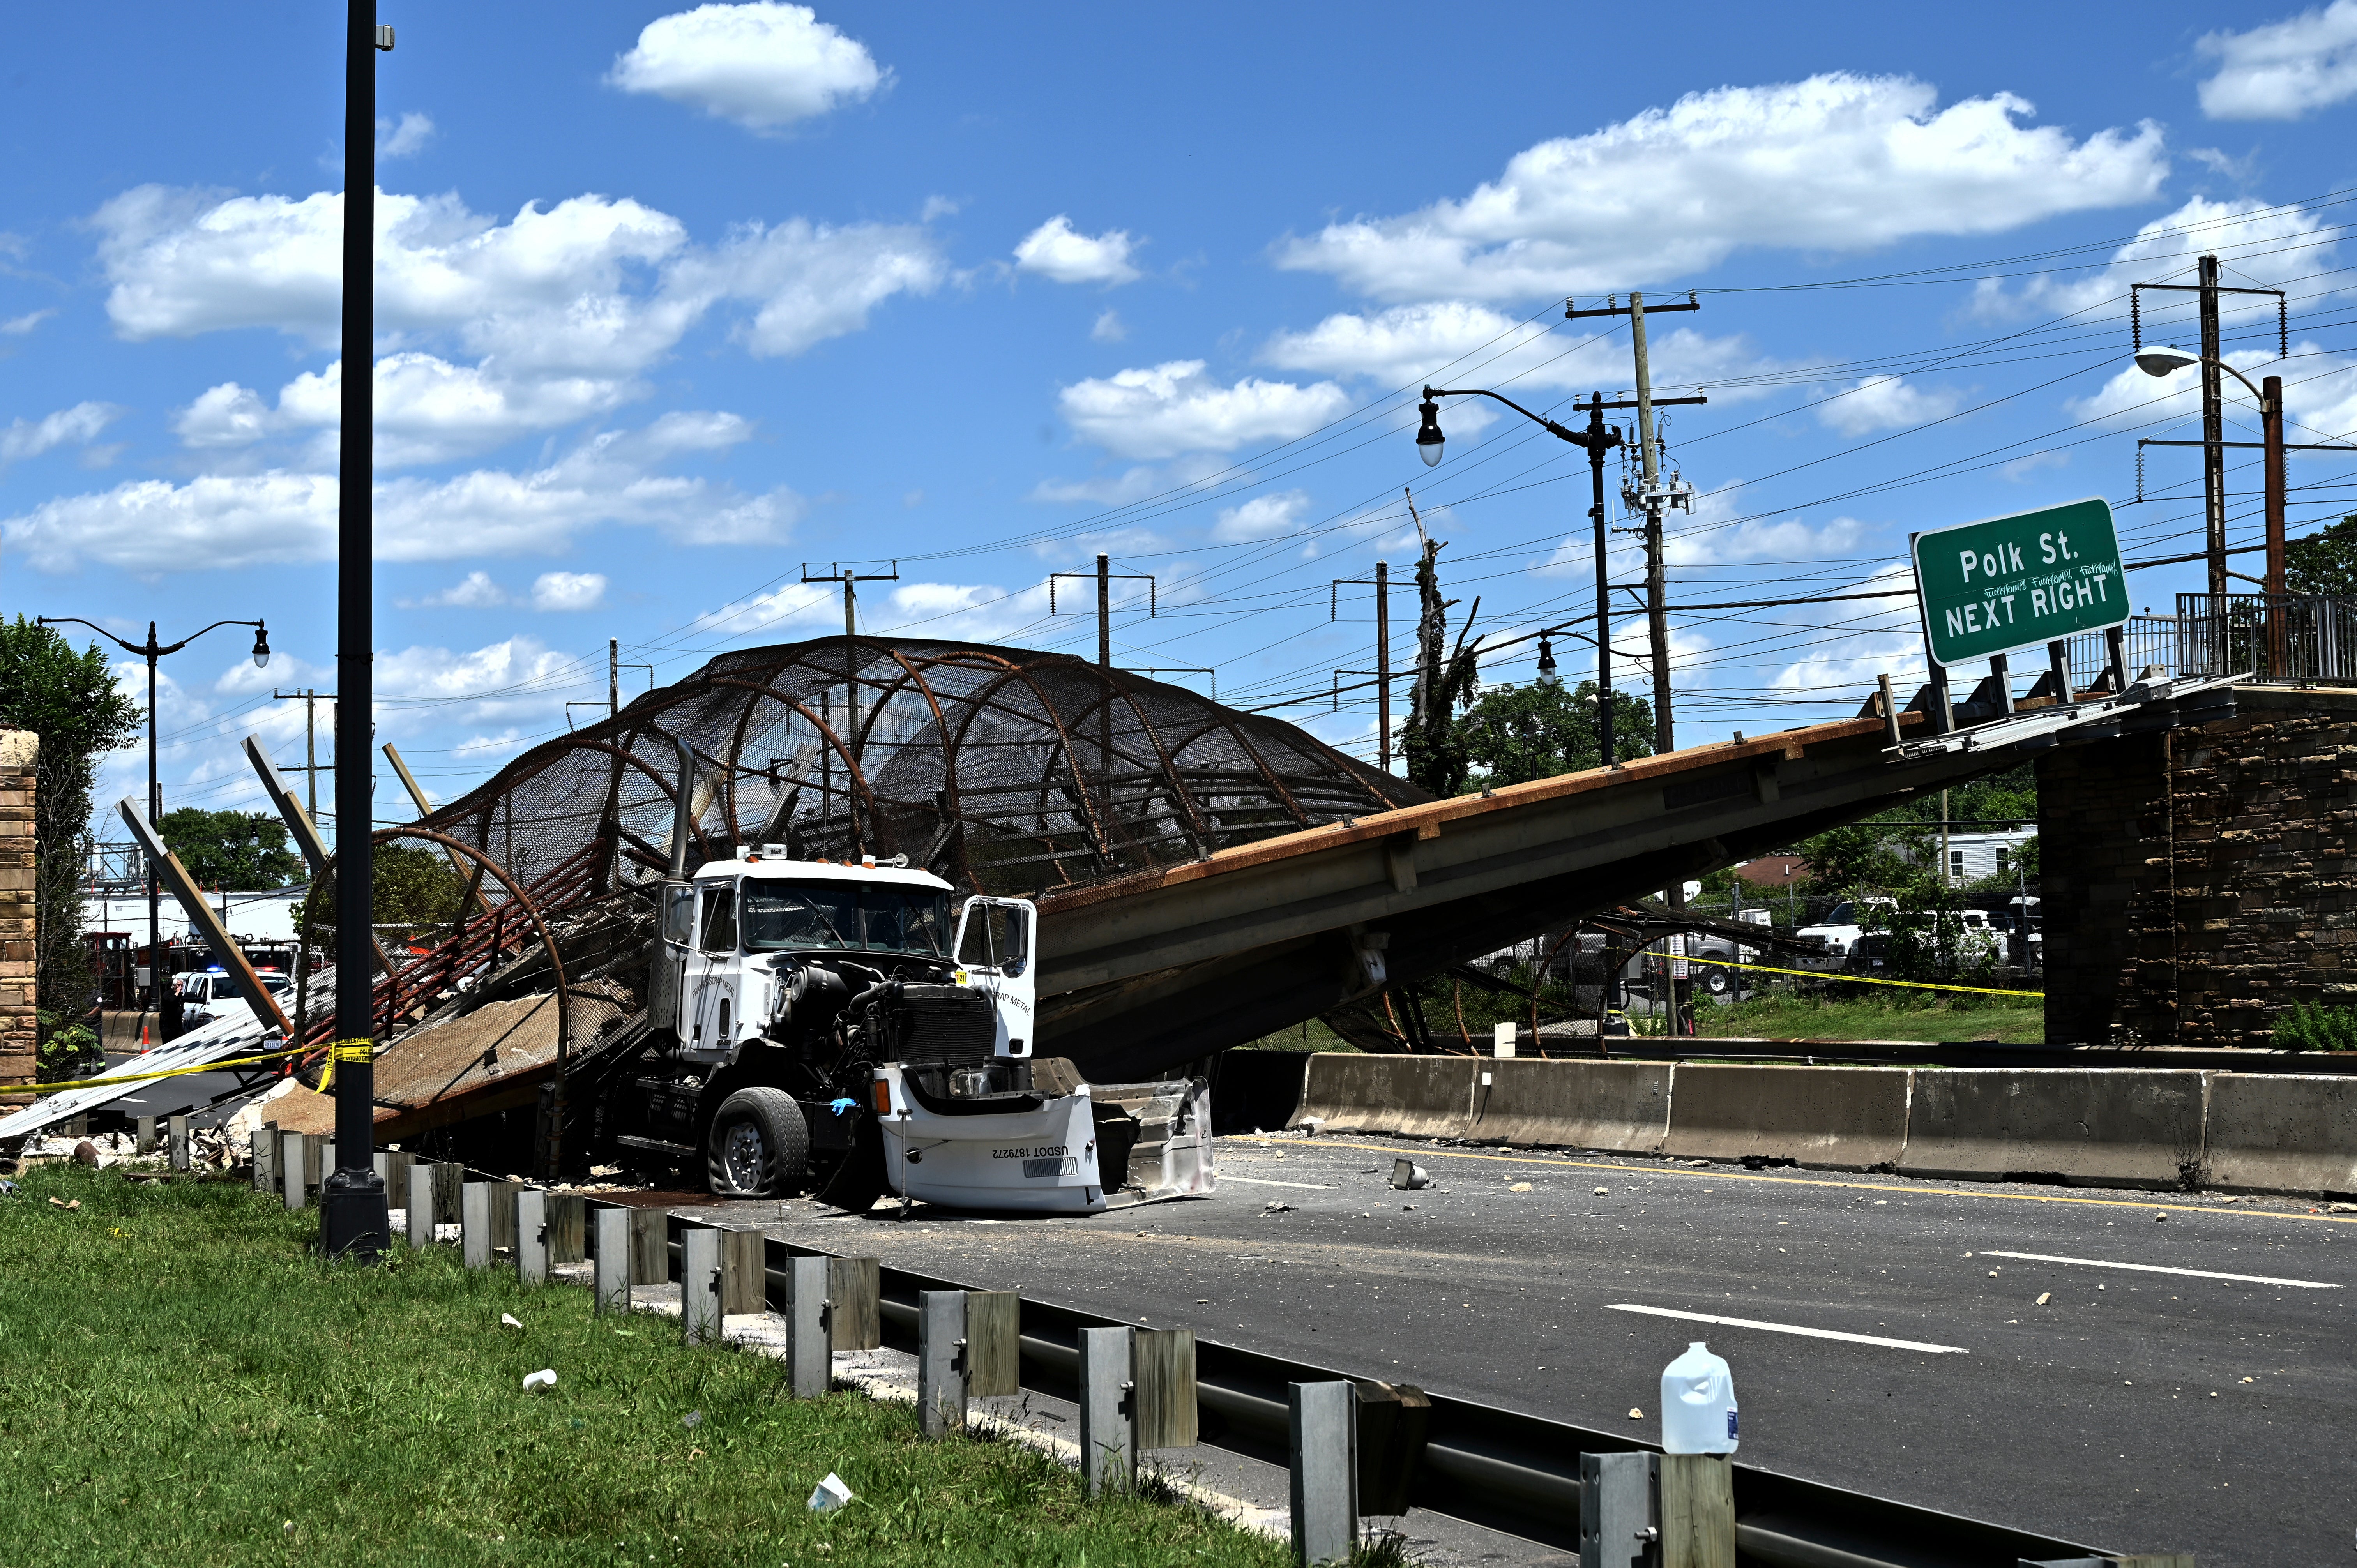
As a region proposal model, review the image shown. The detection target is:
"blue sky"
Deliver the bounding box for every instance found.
[5,0,2356,835]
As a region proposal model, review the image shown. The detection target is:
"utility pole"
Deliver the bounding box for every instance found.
[799,562,900,752]
[1049,555,1157,670]
[272,689,336,824]
[1331,560,1392,771]
[2131,258,2286,597]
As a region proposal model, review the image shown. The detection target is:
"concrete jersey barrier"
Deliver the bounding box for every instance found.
[1661,1063,1910,1172]
[2205,1073,2357,1196]
[1467,1059,1670,1154]
[1292,1053,1475,1139]
[1899,1068,2208,1190]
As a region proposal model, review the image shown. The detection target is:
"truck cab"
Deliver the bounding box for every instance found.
[607,847,1212,1217]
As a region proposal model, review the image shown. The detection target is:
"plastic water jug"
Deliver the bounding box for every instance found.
[1660,1341,1738,1455]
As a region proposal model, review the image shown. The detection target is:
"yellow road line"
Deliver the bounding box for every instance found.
[1701,955,2042,998]
[1274,1136,2357,1227]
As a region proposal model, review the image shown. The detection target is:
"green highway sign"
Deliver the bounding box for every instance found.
[1910,497,2126,668]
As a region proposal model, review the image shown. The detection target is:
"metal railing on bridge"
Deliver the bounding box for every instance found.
[2057,597,2357,686]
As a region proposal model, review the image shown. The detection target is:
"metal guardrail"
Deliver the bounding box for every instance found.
[2172,593,2357,683]
[630,1208,2107,1568]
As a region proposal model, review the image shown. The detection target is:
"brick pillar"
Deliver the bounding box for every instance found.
[0,731,37,1089]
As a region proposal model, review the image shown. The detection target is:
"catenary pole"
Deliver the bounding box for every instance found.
[323,0,392,1261]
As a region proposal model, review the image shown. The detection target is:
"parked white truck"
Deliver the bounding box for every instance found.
[597,845,1214,1217]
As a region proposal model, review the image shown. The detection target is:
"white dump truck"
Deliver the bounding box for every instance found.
[598,845,1214,1216]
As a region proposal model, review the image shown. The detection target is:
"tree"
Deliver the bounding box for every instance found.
[0,618,140,1061]
[158,808,304,889]
[1456,679,1654,788]
[300,843,468,941]
[2286,514,2357,596]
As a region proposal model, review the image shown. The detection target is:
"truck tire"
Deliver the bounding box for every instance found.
[1698,964,1732,999]
[707,1087,810,1198]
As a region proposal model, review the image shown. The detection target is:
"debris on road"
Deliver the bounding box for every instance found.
[2155,1212,2169,1223]
[1391,1158,1430,1190]
[1594,1187,1609,1196]
[1260,1201,1292,1215]
[1628,1407,1644,1420]
[2036,1293,2051,1305]
[1508,1182,1533,1193]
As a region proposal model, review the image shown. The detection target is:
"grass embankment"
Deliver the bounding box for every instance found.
[0,1165,1291,1568]
[1678,991,2045,1043]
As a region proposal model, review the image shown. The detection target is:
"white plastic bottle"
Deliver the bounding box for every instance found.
[1660,1341,1738,1455]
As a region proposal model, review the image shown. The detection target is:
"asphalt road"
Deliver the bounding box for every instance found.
[713,1133,2355,1567]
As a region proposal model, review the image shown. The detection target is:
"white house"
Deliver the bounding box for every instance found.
[1942,829,2035,885]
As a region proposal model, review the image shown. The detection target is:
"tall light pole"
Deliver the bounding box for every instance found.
[1417,384,1704,767]
[322,0,396,1262]
[38,617,268,1040]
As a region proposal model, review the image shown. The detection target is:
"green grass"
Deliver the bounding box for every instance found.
[0,1165,1293,1568]
[1679,990,2046,1044]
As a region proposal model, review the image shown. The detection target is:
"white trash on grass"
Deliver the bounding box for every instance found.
[808,1472,855,1512]
[502,1313,524,1329]
[523,1368,557,1392]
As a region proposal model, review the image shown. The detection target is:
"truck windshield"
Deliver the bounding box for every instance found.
[741,882,951,956]
[1825,902,1855,925]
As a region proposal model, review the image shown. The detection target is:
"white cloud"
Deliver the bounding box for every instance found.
[2198,1,2357,119]
[409,570,512,608]
[608,2,887,132]
[693,577,1050,648]
[377,111,435,159]
[1,401,125,466]
[1971,195,2337,320]
[5,415,803,574]
[1212,489,1313,542]
[1058,360,1352,459]
[1277,74,2167,301]
[1014,215,1141,286]
[1,309,54,335]
[1265,302,1778,400]
[2069,341,2357,441]
[95,184,941,373]
[531,570,607,611]
[1091,309,1126,343]
[378,635,575,725]
[1815,376,1965,437]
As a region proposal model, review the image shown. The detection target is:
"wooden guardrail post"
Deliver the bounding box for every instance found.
[594,1207,630,1314]
[516,1190,549,1285]
[826,1256,880,1353]
[1354,1379,1430,1519]
[1133,1328,1197,1450]
[461,1182,493,1269]
[918,1290,967,1437]
[1289,1380,1357,1566]
[546,1194,586,1266]
[785,1255,829,1398]
[1078,1325,1135,1497]
[167,1114,189,1172]
[1657,1454,1734,1568]
[627,1208,667,1283]
[965,1290,1021,1399]
[681,1227,722,1346]
[719,1227,765,1314]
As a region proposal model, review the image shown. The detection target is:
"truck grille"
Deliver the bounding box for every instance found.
[877,984,995,1068]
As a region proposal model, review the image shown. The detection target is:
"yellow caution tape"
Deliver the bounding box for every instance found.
[0,1043,312,1097]
[1672,954,2042,999]
[330,1041,374,1062]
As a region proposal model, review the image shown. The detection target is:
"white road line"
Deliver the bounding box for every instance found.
[1220,1176,1337,1191]
[1979,1250,2342,1289]
[1606,1304,1969,1355]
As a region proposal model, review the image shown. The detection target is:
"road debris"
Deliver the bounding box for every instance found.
[1508,1182,1533,1193]
[2036,1293,2051,1305]
[1628,1407,1644,1420]
[1391,1159,1430,1190]
[1594,1187,1609,1196]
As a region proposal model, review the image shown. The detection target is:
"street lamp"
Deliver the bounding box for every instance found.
[35,617,268,1042]
[1415,384,1696,767]
[2131,346,2287,595]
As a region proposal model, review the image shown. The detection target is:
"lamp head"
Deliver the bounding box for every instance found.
[252,623,270,670]
[2133,345,2201,378]
[1536,635,1558,684]
[1415,398,1445,467]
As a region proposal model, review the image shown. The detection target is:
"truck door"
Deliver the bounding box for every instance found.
[952,897,1037,1058]
[653,880,696,1040]
[689,879,740,1055]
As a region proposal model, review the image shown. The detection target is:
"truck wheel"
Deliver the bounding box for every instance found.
[1698,964,1732,998]
[707,1088,810,1198]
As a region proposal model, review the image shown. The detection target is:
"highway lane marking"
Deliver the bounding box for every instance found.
[1221,1176,1338,1191]
[1606,1304,1969,1354]
[1979,1250,2343,1289]
[1292,1137,2357,1227]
